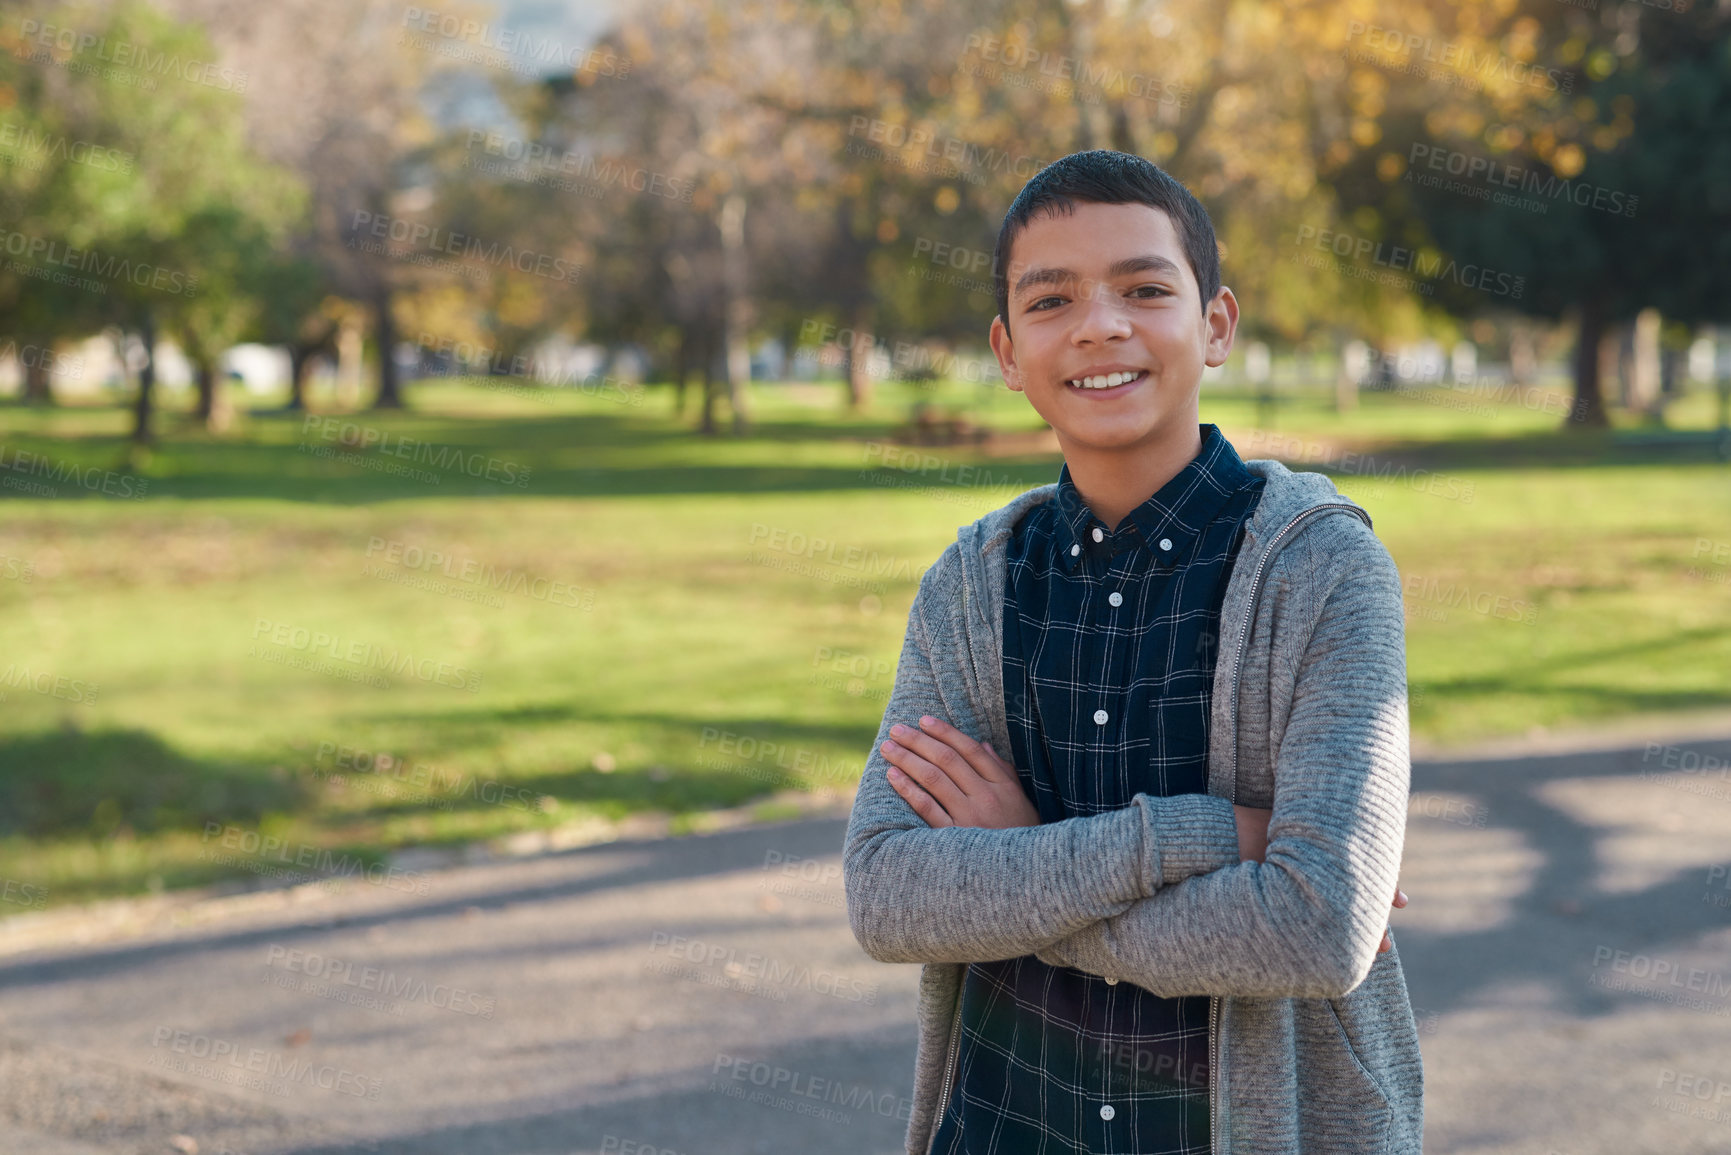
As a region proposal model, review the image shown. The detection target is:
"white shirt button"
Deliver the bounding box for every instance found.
[1107,591,1123,608]
[1070,544,1080,557]
[1091,527,1104,542]
[1100,1104,1116,1121]
[1104,976,1119,985]
[1093,709,1109,725]
[1159,537,1173,551]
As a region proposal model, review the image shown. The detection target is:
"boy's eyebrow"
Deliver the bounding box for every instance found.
[1013,254,1184,300]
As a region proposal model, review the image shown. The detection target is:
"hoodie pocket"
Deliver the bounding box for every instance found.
[1295,998,1393,1153]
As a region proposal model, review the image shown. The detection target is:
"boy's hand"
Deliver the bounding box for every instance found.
[1380,885,1408,953]
[881,716,1039,829]
[1233,805,1407,953]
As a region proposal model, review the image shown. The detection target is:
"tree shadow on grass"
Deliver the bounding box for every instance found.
[0,727,308,841]
[0,406,1062,504]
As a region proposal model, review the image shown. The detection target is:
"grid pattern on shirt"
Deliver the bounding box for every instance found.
[928,424,1265,1155]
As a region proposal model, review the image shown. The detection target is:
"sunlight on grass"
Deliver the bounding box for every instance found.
[0,377,1726,909]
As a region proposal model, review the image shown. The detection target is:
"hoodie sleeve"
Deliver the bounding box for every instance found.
[1030,515,1410,998]
[841,541,1243,965]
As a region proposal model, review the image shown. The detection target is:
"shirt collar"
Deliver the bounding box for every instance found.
[1052,424,1256,572]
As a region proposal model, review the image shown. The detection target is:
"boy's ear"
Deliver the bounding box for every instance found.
[989,314,1023,393]
[1203,286,1240,369]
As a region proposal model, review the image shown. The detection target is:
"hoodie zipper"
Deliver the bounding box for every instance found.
[1207,501,1369,1154]
[929,997,964,1150]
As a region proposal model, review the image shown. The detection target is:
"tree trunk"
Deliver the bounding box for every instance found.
[719,192,751,435]
[287,343,313,411]
[21,338,53,404]
[844,300,874,410]
[1568,297,1611,429]
[195,358,233,432]
[336,316,363,408]
[371,283,402,409]
[131,315,157,445]
[698,329,719,436]
[672,328,690,416]
[781,317,802,381]
[1508,324,1536,385]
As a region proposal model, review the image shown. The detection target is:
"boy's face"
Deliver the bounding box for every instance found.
[988,201,1237,454]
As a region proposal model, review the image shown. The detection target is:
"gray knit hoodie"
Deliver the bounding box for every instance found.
[843,457,1424,1154]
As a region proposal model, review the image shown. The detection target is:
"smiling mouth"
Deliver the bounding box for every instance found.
[1065,369,1148,391]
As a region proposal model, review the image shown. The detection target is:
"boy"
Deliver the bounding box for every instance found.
[842,150,1423,1154]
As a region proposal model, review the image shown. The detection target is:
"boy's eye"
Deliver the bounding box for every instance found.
[1130,284,1170,298]
[1029,295,1067,311]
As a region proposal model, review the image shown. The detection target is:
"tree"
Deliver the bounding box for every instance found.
[1327,2,1731,426]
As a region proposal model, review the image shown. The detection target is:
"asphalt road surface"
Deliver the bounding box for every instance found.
[1,725,1729,1155]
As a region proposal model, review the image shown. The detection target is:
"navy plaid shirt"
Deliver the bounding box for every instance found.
[929,424,1265,1155]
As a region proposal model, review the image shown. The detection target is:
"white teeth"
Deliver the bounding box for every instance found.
[1067,371,1140,389]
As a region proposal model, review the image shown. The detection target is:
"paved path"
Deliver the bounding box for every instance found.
[1,731,1729,1155]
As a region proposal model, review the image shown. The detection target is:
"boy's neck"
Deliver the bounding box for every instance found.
[1057,415,1204,531]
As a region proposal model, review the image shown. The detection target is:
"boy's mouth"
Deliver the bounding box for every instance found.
[1064,369,1148,392]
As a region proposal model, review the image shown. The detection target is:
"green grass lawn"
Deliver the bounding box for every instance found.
[0,374,1727,911]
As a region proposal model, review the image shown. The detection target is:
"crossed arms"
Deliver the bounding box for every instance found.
[840,529,1410,1000]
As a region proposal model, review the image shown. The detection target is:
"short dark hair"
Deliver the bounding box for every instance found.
[993,149,1221,339]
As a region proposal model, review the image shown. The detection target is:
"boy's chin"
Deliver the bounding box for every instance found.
[1051,410,1189,453]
